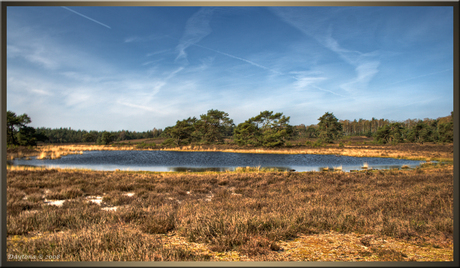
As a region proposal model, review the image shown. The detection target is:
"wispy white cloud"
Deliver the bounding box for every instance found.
[144,67,184,102]
[7,19,190,128]
[146,49,171,57]
[117,101,157,112]
[288,71,347,97]
[124,36,142,43]
[320,29,368,66]
[270,7,380,95]
[167,10,289,79]
[26,48,59,69]
[12,11,214,130]
[64,90,95,108]
[30,88,53,96]
[175,7,215,63]
[109,66,185,114]
[8,62,196,129]
[60,71,108,83]
[188,40,343,98]
[192,56,215,72]
[166,67,184,79]
[61,6,111,29]
[7,72,55,97]
[339,60,380,94]
[125,35,166,43]
[318,30,380,94]
[290,71,326,89]
[7,19,114,73]
[142,61,155,66]
[8,39,59,69]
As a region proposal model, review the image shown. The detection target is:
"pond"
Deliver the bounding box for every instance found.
[9,150,426,172]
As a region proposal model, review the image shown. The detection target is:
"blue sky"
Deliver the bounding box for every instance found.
[7,5,453,132]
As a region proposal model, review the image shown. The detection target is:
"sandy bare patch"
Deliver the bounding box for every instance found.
[85,196,103,205]
[101,205,127,212]
[277,231,453,261]
[204,191,214,202]
[43,199,65,207]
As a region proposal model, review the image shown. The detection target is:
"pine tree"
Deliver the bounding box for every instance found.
[317,112,343,143]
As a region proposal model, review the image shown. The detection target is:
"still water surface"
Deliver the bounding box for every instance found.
[10,150,425,172]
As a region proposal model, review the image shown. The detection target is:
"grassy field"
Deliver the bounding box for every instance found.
[6,159,454,261]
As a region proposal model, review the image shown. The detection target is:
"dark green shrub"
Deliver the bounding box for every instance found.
[313,140,322,147]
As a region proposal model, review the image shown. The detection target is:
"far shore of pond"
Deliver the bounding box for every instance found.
[6,142,454,163]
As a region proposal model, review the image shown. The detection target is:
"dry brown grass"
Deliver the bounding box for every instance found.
[6,163,453,262]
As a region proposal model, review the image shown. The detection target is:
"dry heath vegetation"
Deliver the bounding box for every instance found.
[6,161,453,262]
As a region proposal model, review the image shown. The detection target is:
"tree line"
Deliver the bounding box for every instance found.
[6,109,453,147]
[372,113,454,144]
[34,128,163,145]
[338,115,453,139]
[6,111,162,146]
[288,112,453,145]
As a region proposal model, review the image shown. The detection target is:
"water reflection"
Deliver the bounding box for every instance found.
[168,166,293,172]
[170,167,230,172]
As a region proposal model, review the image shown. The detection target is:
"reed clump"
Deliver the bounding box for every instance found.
[362,162,369,169]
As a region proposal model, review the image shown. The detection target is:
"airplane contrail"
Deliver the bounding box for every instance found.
[61,6,111,29]
[387,68,453,86]
[168,35,343,96]
[192,42,282,74]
